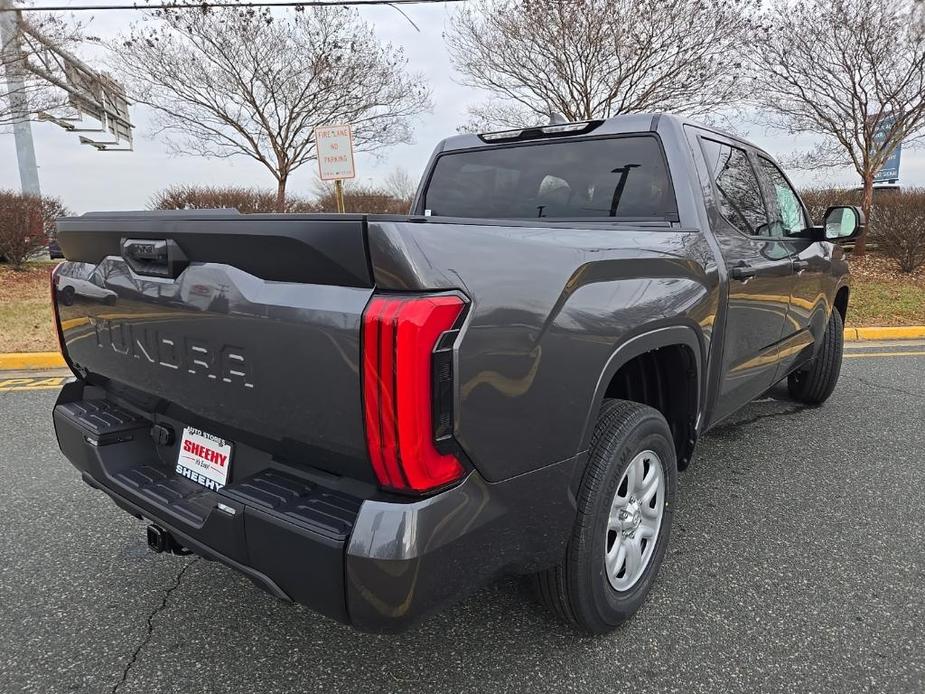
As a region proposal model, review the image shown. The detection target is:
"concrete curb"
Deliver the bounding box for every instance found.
[1,326,923,370]
[843,326,925,341]
[0,352,66,371]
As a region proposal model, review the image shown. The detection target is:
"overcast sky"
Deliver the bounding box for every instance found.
[1,0,921,213]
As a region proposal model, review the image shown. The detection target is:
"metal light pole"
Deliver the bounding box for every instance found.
[0,0,41,196]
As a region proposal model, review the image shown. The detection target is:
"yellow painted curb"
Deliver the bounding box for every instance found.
[845,326,925,341]
[0,352,66,370]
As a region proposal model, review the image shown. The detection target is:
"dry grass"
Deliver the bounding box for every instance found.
[0,253,923,353]
[0,262,57,353]
[846,254,925,327]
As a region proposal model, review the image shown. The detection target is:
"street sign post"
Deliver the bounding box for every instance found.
[314,124,356,214]
[1,0,41,195]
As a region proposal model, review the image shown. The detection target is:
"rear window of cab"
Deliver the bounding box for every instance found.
[422,135,678,221]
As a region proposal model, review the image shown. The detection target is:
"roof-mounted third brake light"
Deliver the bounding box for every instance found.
[478,120,601,143]
[480,128,525,142]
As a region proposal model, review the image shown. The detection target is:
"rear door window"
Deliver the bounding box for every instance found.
[422,135,678,221]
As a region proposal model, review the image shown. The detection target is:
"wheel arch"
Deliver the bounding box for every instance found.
[834,284,849,323]
[579,324,704,469]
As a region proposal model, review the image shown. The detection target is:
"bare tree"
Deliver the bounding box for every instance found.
[383,167,416,202]
[446,0,757,131]
[113,4,431,211]
[1,12,83,128]
[750,0,925,255]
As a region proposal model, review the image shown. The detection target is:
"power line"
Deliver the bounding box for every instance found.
[2,0,463,11]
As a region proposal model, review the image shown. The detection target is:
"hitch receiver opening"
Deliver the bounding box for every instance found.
[146,524,192,555]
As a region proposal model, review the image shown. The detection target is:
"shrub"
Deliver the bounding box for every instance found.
[873,188,925,273]
[0,191,69,269]
[152,183,413,215]
[312,181,412,215]
[150,185,317,213]
[799,187,862,225]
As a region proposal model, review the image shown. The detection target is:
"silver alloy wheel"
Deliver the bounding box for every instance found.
[604,449,665,592]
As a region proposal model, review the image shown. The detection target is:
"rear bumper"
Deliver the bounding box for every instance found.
[53,386,581,632]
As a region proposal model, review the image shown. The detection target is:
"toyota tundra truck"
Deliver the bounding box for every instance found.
[51,114,862,633]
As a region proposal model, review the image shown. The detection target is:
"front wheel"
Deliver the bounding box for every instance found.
[788,310,844,405]
[534,399,677,633]
[58,285,75,306]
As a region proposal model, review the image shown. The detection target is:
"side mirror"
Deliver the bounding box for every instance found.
[822,205,864,242]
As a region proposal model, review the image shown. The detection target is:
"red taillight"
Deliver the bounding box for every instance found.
[362,294,465,492]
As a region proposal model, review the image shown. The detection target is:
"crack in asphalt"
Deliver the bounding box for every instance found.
[707,404,807,437]
[857,376,925,399]
[111,558,198,694]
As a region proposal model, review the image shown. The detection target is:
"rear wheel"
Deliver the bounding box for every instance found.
[788,310,844,405]
[534,399,677,633]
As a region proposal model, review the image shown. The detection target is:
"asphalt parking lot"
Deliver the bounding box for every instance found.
[1,342,923,694]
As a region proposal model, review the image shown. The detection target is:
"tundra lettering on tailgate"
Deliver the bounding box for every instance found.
[91,317,254,389]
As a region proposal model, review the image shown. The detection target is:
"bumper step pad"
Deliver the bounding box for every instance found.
[223,470,362,541]
[115,464,215,526]
[55,399,147,445]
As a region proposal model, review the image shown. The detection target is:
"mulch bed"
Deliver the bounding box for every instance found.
[847,252,925,286]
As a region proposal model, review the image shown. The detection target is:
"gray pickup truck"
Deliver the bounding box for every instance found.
[51,114,861,633]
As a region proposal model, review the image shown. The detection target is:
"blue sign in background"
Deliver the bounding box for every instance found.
[872,114,901,183]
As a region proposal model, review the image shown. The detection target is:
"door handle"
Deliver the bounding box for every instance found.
[730,263,757,281]
[793,260,810,273]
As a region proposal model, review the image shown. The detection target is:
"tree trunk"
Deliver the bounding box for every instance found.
[854,173,874,257]
[275,176,287,213]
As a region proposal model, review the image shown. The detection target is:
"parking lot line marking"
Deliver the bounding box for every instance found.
[0,376,72,392]
[844,351,925,359]
[0,385,65,392]
[844,339,925,349]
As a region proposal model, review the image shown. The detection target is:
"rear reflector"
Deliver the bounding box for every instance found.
[362,295,465,492]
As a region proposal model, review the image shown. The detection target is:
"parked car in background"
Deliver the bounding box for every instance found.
[50,114,861,633]
[48,235,64,259]
[53,262,117,305]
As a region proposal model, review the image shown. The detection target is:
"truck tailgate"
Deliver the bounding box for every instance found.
[54,212,376,482]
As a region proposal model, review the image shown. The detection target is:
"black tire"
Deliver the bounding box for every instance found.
[534,399,677,633]
[788,310,844,405]
[59,285,75,306]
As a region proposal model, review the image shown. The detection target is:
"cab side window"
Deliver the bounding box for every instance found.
[757,157,808,237]
[700,138,769,237]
